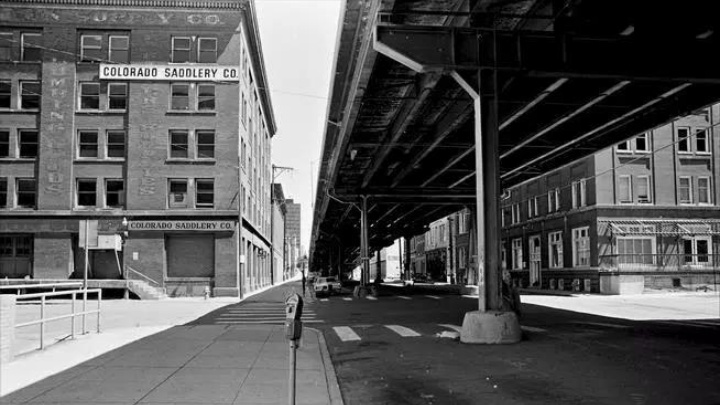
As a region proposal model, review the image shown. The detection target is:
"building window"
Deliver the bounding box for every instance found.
[105,179,124,208]
[106,130,125,159]
[21,32,42,62]
[635,133,649,152]
[698,177,711,205]
[197,38,217,63]
[108,35,129,63]
[168,179,188,208]
[571,178,586,208]
[171,37,191,63]
[527,198,536,218]
[682,236,711,265]
[548,231,563,268]
[20,81,41,110]
[617,237,655,267]
[195,179,214,208]
[197,84,215,111]
[108,83,127,110]
[695,128,710,153]
[0,32,11,61]
[616,140,630,152]
[0,130,8,157]
[511,238,523,270]
[169,130,189,158]
[79,83,100,110]
[678,177,692,204]
[511,203,520,224]
[677,127,690,153]
[0,80,10,108]
[617,175,631,203]
[572,227,590,267]
[547,188,559,212]
[78,130,99,158]
[18,130,38,158]
[170,83,190,110]
[16,178,36,208]
[76,179,97,207]
[196,130,215,159]
[80,34,103,62]
[458,211,468,234]
[637,175,651,204]
[0,178,7,207]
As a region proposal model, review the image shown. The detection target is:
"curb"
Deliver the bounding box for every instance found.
[309,327,344,405]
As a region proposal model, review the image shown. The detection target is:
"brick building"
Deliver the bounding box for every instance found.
[501,106,720,294]
[0,0,276,297]
[284,198,301,278]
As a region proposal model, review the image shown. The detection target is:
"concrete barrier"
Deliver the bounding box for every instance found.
[0,295,16,364]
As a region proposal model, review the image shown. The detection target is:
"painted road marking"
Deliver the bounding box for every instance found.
[397,296,412,300]
[438,324,463,333]
[579,322,630,329]
[521,325,547,333]
[333,326,361,342]
[385,325,421,337]
[366,296,378,300]
[216,319,325,324]
[425,295,441,300]
[320,298,329,302]
[342,297,353,301]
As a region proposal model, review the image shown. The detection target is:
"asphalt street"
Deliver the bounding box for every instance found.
[192,282,720,405]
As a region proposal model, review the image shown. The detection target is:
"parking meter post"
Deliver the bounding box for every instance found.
[285,293,303,405]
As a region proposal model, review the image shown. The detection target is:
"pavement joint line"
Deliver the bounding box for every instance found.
[438,324,463,333]
[385,325,421,337]
[333,326,361,342]
[425,295,441,300]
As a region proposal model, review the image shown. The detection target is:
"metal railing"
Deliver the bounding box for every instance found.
[0,282,83,294]
[14,288,102,351]
[125,265,162,287]
[599,253,720,272]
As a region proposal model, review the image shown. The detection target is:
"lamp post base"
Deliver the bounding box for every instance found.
[460,310,521,344]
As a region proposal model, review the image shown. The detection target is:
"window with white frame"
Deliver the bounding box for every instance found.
[678,176,692,204]
[637,175,651,204]
[572,227,590,267]
[197,84,215,111]
[196,130,215,159]
[682,236,711,265]
[106,130,125,159]
[197,38,218,63]
[108,35,129,63]
[635,133,650,152]
[18,130,38,159]
[677,127,691,153]
[511,238,523,270]
[168,179,188,208]
[78,130,99,158]
[170,83,190,110]
[695,128,710,153]
[169,130,189,158]
[80,34,102,62]
[0,80,10,109]
[0,32,11,61]
[0,178,6,208]
[76,178,97,208]
[108,83,127,110]
[16,178,36,208]
[616,140,630,152]
[0,130,8,157]
[618,175,631,203]
[571,178,586,208]
[698,177,712,205]
[105,179,124,208]
[20,81,41,110]
[501,208,506,228]
[171,37,191,63]
[548,231,563,268]
[21,32,42,62]
[527,198,535,218]
[511,203,520,224]
[617,236,655,266]
[195,179,214,209]
[547,188,559,212]
[79,82,100,110]
[172,36,217,63]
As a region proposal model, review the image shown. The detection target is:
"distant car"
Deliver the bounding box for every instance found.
[404,273,431,286]
[314,276,342,296]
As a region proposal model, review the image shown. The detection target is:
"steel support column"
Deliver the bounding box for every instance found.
[360,195,370,287]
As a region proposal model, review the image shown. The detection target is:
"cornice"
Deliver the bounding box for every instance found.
[1,0,245,10]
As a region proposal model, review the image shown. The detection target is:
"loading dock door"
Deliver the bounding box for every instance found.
[166,235,214,277]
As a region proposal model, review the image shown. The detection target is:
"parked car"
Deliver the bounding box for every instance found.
[314,276,342,296]
[404,273,432,286]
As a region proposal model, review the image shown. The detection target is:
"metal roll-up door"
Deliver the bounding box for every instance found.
[166,234,214,277]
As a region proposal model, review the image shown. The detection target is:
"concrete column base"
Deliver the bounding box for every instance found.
[460,310,521,344]
[353,286,369,297]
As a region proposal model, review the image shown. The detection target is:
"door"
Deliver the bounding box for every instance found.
[0,235,33,278]
[529,235,541,287]
[682,236,712,268]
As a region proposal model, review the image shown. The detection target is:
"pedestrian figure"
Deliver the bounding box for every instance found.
[302,271,306,295]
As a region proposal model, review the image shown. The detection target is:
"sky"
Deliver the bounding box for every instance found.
[256,0,342,254]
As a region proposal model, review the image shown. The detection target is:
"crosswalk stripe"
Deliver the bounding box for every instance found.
[333,326,361,342]
[385,325,421,337]
[342,297,352,301]
[366,296,378,301]
[425,295,441,300]
[521,325,546,333]
[215,319,325,324]
[438,324,462,333]
[397,296,411,300]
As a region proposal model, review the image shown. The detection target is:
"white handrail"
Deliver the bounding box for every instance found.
[0,282,83,290]
[125,266,161,287]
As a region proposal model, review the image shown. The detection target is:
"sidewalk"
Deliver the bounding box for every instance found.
[1,282,343,404]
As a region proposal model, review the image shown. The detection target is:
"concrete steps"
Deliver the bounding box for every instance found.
[127,280,167,300]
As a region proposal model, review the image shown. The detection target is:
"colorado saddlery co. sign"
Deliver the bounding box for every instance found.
[128,220,236,232]
[99,64,240,82]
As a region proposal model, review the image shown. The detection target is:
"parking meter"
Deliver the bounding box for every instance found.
[285,293,303,341]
